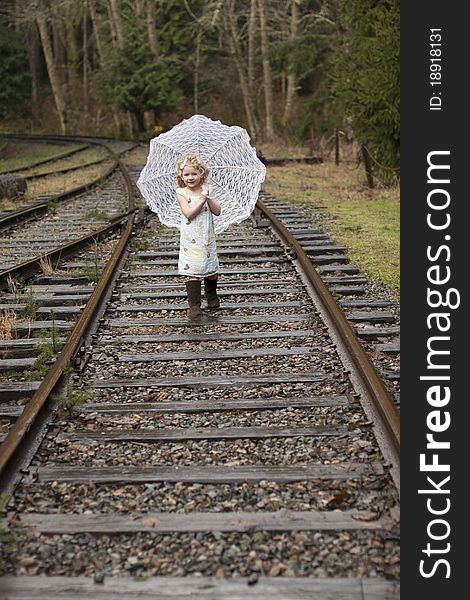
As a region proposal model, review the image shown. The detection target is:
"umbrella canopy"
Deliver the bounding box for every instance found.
[136,114,266,234]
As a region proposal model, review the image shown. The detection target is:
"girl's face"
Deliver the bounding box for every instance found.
[182,165,202,189]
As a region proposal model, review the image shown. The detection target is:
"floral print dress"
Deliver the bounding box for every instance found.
[177,187,219,278]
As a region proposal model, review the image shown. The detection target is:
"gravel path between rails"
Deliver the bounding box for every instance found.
[2,529,399,579]
[0,188,400,584]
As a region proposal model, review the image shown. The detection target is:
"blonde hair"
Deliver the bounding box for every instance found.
[175,153,209,187]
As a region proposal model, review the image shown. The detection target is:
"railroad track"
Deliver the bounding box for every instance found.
[0,135,139,232]
[257,192,401,409]
[0,139,91,176]
[0,135,141,285]
[0,148,399,598]
[2,137,138,183]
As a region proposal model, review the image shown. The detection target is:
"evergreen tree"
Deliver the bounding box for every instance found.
[96,40,182,131]
[94,0,193,132]
[0,25,31,118]
[331,0,399,180]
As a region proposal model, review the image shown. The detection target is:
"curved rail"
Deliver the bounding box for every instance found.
[21,154,126,181]
[0,160,118,234]
[0,136,139,233]
[0,135,140,291]
[0,141,139,492]
[0,141,90,175]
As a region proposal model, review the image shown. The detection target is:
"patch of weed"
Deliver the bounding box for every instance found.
[86,208,110,221]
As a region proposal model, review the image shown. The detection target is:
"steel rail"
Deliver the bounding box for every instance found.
[0,142,90,175]
[0,135,140,286]
[19,141,141,181]
[22,154,125,181]
[0,136,139,233]
[256,198,400,455]
[0,210,134,291]
[0,142,138,492]
[0,160,118,233]
[0,132,135,145]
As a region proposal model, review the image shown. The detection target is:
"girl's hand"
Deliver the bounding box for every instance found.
[201,187,209,199]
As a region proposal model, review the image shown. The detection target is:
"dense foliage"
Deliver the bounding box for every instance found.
[95,43,183,131]
[0,0,400,178]
[0,25,31,118]
[331,0,400,179]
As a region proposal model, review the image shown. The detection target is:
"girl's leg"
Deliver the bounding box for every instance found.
[204,273,220,309]
[185,278,202,319]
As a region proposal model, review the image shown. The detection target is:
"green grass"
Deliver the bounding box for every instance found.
[263,159,400,295]
[0,198,18,210]
[0,142,85,173]
[53,361,93,413]
[20,147,107,176]
[318,197,399,290]
[56,387,93,412]
[86,208,110,220]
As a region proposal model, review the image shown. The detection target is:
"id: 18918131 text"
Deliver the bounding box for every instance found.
[429,28,442,111]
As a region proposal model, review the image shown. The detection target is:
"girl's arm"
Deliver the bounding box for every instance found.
[201,189,221,216]
[176,193,207,221]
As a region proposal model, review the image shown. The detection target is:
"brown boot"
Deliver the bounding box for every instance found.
[204,274,220,309]
[185,280,202,319]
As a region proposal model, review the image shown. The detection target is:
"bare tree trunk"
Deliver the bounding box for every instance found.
[308,127,315,155]
[28,23,41,116]
[146,0,159,59]
[89,0,104,64]
[247,0,257,103]
[258,0,274,140]
[106,0,133,136]
[108,0,134,136]
[64,15,79,70]
[14,0,21,31]
[128,112,138,139]
[36,13,68,134]
[361,145,374,188]
[109,0,124,49]
[283,0,299,125]
[112,107,122,135]
[335,128,340,165]
[83,1,89,114]
[227,1,259,139]
[90,0,118,132]
[88,0,119,136]
[145,0,158,125]
[194,30,202,114]
[135,0,145,19]
[53,18,67,88]
[107,1,118,45]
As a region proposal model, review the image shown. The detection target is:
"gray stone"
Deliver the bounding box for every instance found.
[0,174,27,199]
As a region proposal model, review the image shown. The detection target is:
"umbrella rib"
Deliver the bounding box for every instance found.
[210,165,263,171]
[209,173,253,214]
[157,119,203,157]
[204,129,246,163]
[138,171,175,180]
[194,117,202,158]
[151,138,181,154]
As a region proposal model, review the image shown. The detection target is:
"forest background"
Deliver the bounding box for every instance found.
[0,0,399,176]
[0,0,400,289]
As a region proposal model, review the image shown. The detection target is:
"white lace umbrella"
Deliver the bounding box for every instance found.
[136,114,266,234]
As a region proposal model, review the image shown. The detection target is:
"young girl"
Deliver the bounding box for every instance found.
[175,154,221,319]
